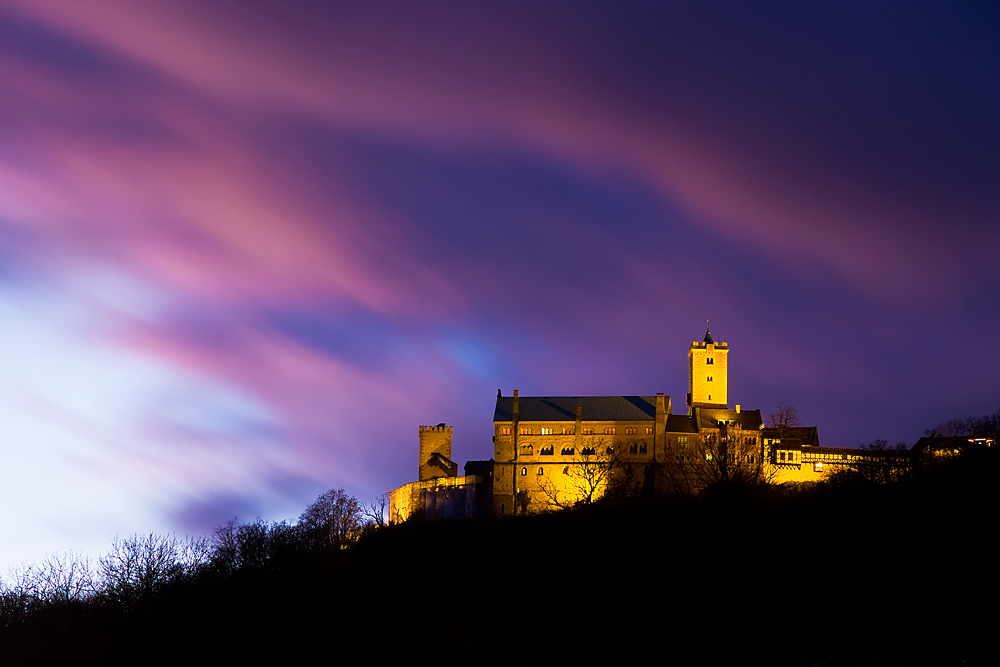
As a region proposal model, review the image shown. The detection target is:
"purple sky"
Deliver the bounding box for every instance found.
[0,1,997,567]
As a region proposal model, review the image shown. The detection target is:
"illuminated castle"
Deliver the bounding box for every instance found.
[389,328,873,521]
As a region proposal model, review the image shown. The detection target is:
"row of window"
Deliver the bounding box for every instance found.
[517,445,615,456]
[501,426,655,435]
[521,466,580,476]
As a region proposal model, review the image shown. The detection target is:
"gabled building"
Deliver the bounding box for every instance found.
[387,328,866,520]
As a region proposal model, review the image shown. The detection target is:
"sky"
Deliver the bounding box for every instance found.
[0,0,997,568]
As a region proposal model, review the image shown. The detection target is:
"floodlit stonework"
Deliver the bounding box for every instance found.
[387,328,904,520]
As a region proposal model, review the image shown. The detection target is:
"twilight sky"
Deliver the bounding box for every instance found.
[0,0,997,568]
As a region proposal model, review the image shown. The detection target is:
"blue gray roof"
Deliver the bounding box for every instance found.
[494,395,661,422]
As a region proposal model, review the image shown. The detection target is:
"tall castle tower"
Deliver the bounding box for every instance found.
[688,327,728,414]
[418,424,457,481]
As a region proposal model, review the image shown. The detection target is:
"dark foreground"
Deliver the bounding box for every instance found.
[1,451,994,666]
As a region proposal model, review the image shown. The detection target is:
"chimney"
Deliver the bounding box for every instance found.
[513,389,519,420]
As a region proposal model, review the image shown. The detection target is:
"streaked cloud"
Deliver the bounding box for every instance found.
[0,1,996,567]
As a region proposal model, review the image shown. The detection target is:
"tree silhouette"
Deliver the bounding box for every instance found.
[299,488,364,550]
[766,403,802,439]
[538,438,621,509]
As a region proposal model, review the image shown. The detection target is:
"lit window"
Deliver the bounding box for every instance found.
[646,427,653,435]
[582,428,595,435]
[521,467,527,476]
[604,427,616,435]
[625,427,637,435]
[679,437,688,449]
[562,427,575,435]
[502,427,510,435]
[541,427,553,435]
[520,427,531,435]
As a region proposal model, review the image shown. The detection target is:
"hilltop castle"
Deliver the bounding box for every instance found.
[388,329,891,521]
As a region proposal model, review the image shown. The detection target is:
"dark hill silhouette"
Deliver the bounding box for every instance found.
[0,450,994,666]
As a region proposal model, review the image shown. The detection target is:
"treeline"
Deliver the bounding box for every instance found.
[0,488,384,663]
[1,411,995,665]
[924,405,1000,438]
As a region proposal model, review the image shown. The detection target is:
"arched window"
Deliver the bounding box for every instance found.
[521,467,527,476]
[537,467,544,475]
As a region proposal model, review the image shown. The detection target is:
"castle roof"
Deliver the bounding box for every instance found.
[494,395,660,422]
[693,406,763,431]
[761,426,821,447]
[665,414,699,433]
[704,328,714,344]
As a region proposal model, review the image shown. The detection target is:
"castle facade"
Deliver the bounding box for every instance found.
[388,329,889,521]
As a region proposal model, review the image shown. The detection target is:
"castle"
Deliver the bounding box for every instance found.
[388,329,901,521]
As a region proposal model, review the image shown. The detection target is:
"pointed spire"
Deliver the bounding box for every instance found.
[704,316,714,344]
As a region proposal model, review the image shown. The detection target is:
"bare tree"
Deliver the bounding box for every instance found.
[363,494,389,530]
[209,518,302,575]
[299,488,364,549]
[661,424,774,493]
[538,439,620,509]
[924,407,1000,438]
[766,403,802,439]
[6,551,96,606]
[98,534,185,612]
[703,422,775,488]
[830,439,911,486]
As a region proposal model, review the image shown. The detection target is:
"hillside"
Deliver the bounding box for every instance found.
[1,450,993,666]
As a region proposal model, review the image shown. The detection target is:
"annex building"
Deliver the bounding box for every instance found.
[388,329,884,522]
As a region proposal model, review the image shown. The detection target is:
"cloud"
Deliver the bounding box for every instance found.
[0,0,996,568]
